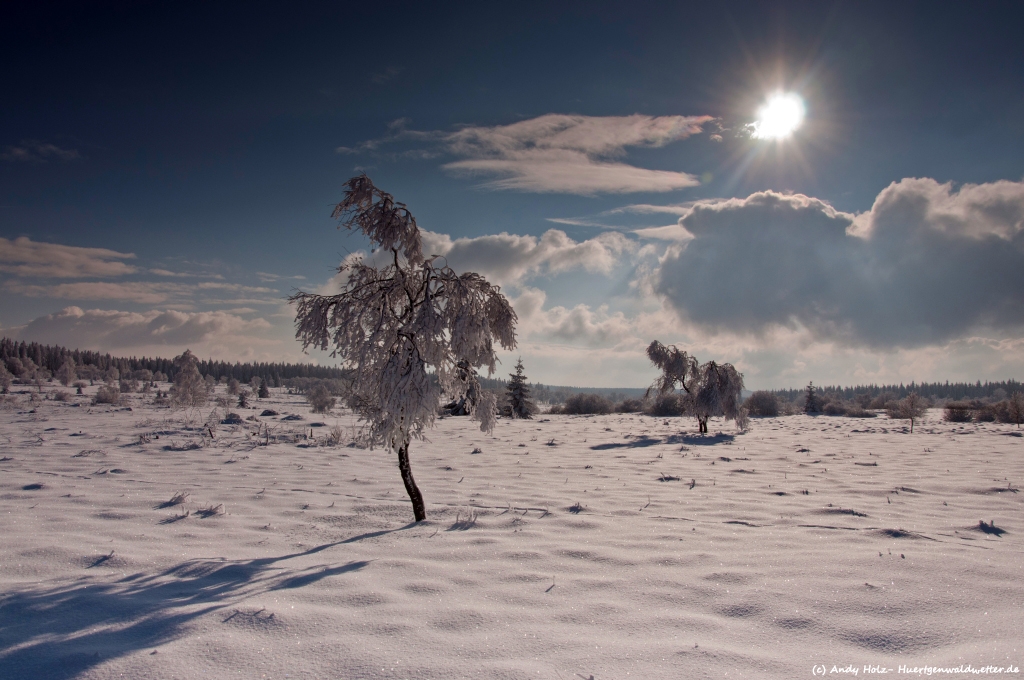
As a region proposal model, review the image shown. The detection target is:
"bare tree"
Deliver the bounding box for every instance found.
[888,392,927,433]
[645,341,745,433]
[290,175,517,521]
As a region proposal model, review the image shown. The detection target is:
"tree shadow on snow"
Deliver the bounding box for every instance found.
[0,539,374,679]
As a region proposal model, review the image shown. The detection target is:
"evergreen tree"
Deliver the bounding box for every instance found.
[505,357,535,419]
[258,380,270,399]
[804,381,821,413]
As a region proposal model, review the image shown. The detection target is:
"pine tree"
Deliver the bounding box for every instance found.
[804,381,821,413]
[505,357,535,419]
[258,380,270,399]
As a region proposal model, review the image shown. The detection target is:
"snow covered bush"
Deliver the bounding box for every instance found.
[559,393,613,415]
[93,384,121,405]
[744,391,779,417]
[307,382,336,413]
[290,175,517,521]
[645,341,745,433]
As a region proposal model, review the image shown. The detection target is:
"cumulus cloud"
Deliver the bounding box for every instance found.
[1,140,80,163]
[652,178,1024,348]
[420,228,635,285]
[0,236,137,278]
[2,306,280,359]
[510,287,636,348]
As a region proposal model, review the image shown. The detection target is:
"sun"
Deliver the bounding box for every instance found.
[751,92,805,140]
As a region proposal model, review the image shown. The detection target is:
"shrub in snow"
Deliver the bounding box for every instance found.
[744,391,779,417]
[645,393,684,417]
[645,340,745,433]
[560,393,613,415]
[290,175,516,521]
[307,383,336,413]
[615,398,643,413]
[943,402,973,422]
[93,385,121,405]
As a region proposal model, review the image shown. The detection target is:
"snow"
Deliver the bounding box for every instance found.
[1,385,1021,678]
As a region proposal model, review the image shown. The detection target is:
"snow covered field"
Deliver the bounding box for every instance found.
[1,385,1021,679]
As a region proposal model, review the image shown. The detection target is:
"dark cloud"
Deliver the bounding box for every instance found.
[653,178,1024,348]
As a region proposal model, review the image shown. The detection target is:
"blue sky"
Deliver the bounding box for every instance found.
[2,1,1023,388]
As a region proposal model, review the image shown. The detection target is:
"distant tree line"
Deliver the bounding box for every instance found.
[765,380,1021,405]
[0,338,349,388]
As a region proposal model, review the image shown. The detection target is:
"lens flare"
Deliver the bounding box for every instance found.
[751,92,805,140]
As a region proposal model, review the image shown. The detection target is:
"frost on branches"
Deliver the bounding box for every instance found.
[505,357,535,419]
[645,341,746,433]
[290,175,517,521]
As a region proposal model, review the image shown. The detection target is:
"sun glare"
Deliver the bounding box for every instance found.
[751,92,805,140]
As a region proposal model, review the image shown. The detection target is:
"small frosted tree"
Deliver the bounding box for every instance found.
[888,392,927,433]
[505,357,535,419]
[258,380,270,399]
[645,341,745,433]
[1008,392,1024,429]
[56,359,77,386]
[0,362,12,393]
[290,175,517,521]
[170,350,209,408]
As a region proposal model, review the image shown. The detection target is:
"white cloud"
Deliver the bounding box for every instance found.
[1,306,288,362]
[651,178,1024,348]
[0,236,137,278]
[442,114,712,194]
[420,228,635,285]
[338,113,714,195]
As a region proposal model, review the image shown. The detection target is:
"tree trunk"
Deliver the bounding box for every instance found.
[397,441,426,521]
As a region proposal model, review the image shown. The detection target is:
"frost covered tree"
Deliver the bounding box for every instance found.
[55,359,77,386]
[1008,392,1024,429]
[505,357,534,419]
[258,380,270,399]
[290,175,517,521]
[645,341,745,433]
[0,362,12,393]
[170,350,208,408]
[887,392,927,433]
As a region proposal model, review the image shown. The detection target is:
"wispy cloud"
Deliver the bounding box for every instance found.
[0,237,137,278]
[442,114,712,194]
[337,113,714,195]
[4,280,185,304]
[1,140,80,163]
